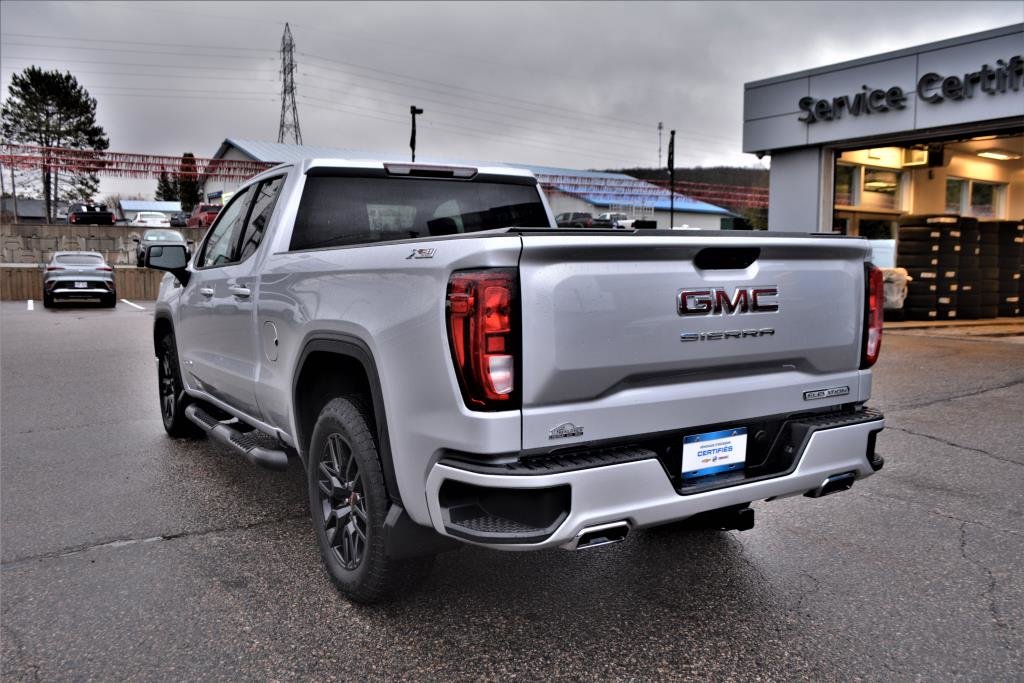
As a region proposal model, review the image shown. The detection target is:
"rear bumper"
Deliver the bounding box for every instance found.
[424,410,884,550]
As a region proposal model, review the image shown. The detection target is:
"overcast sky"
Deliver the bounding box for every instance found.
[1,1,1021,197]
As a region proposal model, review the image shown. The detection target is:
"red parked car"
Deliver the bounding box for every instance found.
[186,203,221,228]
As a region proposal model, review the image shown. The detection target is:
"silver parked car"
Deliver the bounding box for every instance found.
[42,251,117,308]
[133,228,190,267]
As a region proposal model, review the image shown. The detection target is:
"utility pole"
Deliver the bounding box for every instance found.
[668,130,675,230]
[410,106,424,162]
[657,122,663,168]
[277,23,303,145]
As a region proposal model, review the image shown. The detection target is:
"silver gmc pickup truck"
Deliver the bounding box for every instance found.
[145,159,886,602]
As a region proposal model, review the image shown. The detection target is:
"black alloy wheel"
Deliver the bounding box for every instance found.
[316,432,369,571]
[157,334,203,438]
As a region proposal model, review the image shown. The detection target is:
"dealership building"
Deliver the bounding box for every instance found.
[744,23,1023,235]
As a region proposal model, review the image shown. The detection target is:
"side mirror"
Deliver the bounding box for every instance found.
[132,237,140,243]
[145,244,190,285]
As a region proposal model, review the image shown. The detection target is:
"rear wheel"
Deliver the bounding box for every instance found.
[308,396,433,603]
[157,333,203,438]
[42,292,54,308]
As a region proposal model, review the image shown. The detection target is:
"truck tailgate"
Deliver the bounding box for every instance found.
[517,233,872,449]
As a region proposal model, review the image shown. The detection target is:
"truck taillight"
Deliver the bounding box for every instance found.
[861,263,884,369]
[446,269,519,410]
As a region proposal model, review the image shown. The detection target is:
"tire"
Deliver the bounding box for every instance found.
[898,226,942,240]
[104,293,117,308]
[897,254,939,268]
[42,292,54,308]
[904,307,938,320]
[898,241,940,255]
[157,333,204,438]
[308,396,434,603]
[907,281,937,296]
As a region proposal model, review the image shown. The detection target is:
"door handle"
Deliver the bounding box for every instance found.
[199,287,214,297]
[229,286,251,298]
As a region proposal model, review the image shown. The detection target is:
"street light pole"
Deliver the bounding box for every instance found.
[668,129,675,230]
[410,106,424,162]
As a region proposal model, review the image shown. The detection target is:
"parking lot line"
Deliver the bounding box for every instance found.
[120,299,145,310]
[27,299,34,311]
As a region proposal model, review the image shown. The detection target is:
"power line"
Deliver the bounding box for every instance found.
[0,54,278,74]
[1,41,276,61]
[299,78,727,158]
[0,67,276,82]
[298,95,646,166]
[299,52,739,146]
[0,32,277,53]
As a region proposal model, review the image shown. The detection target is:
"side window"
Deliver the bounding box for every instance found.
[198,187,251,268]
[238,177,284,261]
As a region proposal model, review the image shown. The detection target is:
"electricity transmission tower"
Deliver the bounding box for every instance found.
[277,23,303,145]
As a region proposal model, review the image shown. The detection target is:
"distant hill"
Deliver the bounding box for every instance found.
[600,166,769,188]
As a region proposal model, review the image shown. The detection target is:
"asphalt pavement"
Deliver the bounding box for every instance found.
[2,300,1022,680]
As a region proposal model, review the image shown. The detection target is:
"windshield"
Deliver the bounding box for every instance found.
[143,229,183,241]
[138,212,165,219]
[55,254,104,265]
[200,205,221,212]
[290,176,551,251]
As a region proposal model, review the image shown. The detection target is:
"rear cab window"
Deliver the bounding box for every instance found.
[289,173,551,251]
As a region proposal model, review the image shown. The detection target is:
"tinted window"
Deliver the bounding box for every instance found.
[290,176,550,251]
[238,176,284,261]
[144,230,183,241]
[198,188,251,268]
[56,254,104,265]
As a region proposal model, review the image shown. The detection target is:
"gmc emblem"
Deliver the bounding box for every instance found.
[677,286,779,316]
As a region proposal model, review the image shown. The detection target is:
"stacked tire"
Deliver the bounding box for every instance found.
[897,216,960,320]
[990,220,1023,316]
[977,221,1002,318]
[956,217,982,319]
[897,222,943,320]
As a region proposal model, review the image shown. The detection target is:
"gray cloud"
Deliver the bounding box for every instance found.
[1,0,1020,197]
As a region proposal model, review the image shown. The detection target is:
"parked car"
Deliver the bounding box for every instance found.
[555,211,593,228]
[169,212,189,227]
[187,204,221,228]
[592,212,629,229]
[67,203,116,226]
[42,251,116,308]
[145,159,886,603]
[133,228,190,267]
[131,211,171,228]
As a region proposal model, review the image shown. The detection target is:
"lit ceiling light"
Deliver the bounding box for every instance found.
[977,149,1022,161]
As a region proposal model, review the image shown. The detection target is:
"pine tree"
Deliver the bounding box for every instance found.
[1,66,109,221]
[155,171,178,201]
[176,153,203,212]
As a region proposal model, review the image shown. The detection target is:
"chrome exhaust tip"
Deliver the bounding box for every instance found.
[564,521,630,550]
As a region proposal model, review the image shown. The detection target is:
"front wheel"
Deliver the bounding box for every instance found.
[157,333,203,438]
[308,396,433,603]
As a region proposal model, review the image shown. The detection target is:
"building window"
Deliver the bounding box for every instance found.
[969,181,1004,218]
[945,178,966,213]
[835,164,857,206]
[944,177,1006,218]
[861,168,902,210]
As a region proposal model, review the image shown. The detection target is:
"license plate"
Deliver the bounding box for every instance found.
[74,281,88,288]
[682,427,747,480]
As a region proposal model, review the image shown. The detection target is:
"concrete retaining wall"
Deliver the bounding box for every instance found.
[1,222,206,266]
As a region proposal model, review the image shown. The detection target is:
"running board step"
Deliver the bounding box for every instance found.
[184,404,289,471]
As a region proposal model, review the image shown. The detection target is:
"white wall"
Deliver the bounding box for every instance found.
[909,154,1022,216]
